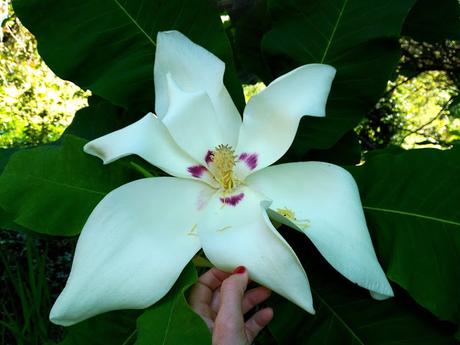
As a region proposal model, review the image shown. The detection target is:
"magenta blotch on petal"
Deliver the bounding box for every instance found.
[239,153,258,170]
[219,193,245,206]
[187,165,207,178]
[205,150,214,165]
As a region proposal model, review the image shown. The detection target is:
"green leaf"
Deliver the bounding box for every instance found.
[268,244,457,344]
[13,0,244,112]
[262,0,416,150]
[229,0,272,83]
[402,0,460,42]
[0,135,141,236]
[58,310,141,345]
[135,263,211,345]
[0,98,144,233]
[346,147,460,330]
[63,96,144,141]
[0,147,18,174]
[0,207,15,230]
[283,130,362,166]
[0,147,19,229]
[449,95,460,119]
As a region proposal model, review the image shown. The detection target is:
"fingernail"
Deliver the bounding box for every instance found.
[233,266,246,274]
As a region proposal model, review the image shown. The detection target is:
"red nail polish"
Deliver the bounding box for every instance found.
[233,266,246,274]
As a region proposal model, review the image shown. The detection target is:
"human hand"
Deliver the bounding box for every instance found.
[189,266,274,345]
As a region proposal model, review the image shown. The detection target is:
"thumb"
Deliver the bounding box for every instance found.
[218,266,249,319]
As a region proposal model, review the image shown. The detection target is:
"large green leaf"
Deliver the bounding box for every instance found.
[58,310,141,345]
[268,238,457,344]
[449,95,460,119]
[135,263,211,345]
[262,0,416,152]
[13,0,244,112]
[63,95,144,141]
[305,131,361,165]
[0,147,17,174]
[0,207,17,231]
[0,135,141,236]
[347,147,460,330]
[229,0,273,83]
[0,148,19,229]
[283,130,362,166]
[402,0,460,42]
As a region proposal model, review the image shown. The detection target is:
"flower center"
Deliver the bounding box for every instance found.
[211,144,238,192]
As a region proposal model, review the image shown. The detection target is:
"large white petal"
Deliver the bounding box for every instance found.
[235,64,336,176]
[197,186,314,314]
[247,162,394,298]
[84,114,215,184]
[154,31,241,145]
[50,177,214,326]
[161,75,230,163]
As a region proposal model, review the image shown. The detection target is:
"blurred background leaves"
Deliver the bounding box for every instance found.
[0,1,88,148]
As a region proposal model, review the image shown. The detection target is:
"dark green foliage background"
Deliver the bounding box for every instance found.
[1,0,459,344]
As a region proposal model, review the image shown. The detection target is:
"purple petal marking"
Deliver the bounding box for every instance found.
[239,153,248,160]
[239,152,258,170]
[205,150,214,165]
[220,193,245,206]
[187,165,207,178]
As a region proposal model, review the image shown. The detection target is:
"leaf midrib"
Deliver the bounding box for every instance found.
[4,173,106,197]
[363,206,460,227]
[160,294,180,345]
[320,0,349,63]
[312,288,365,345]
[112,0,156,47]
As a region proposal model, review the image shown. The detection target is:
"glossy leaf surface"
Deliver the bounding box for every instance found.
[348,147,460,330]
[135,263,211,345]
[0,135,140,236]
[402,0,460,42]
[268,240,457,344]
[13,0,244,112]
[58,310,140,345]
[262,0,416,151]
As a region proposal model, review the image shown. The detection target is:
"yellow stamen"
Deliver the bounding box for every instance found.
[212,144,237,191]
[187,224,197,236]
[276,207,296,221]
[217,225,232,232]
[276,207,311,230]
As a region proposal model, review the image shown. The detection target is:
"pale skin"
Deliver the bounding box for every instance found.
[189,267,274,345]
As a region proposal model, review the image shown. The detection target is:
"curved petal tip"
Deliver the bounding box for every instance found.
[49,299,79,327]
[370,287,394,301]
[301,300,315,315]
[83,142,110,165]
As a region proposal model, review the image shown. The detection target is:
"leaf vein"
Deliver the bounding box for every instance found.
[112,0,156,47]
[320,0,349,63]
[312,288,365,345]
[8,174,106,197]
[161,295,180,345]
[363,206,460,227]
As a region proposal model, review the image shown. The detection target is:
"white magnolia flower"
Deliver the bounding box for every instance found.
[50,31,393,326]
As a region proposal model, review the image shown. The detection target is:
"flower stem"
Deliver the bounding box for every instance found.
[130,161,153,177]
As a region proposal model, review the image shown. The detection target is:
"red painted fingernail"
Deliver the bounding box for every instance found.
[233,266,246,274]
